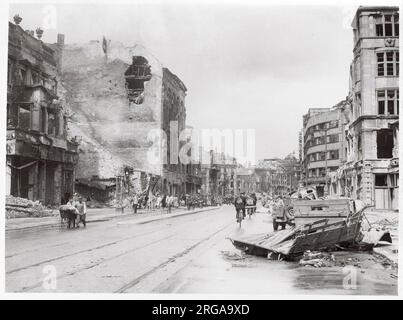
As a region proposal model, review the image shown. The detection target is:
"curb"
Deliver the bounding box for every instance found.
[122,206,219,225]
[5,206,220,232]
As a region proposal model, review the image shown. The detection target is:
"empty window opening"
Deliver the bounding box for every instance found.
[48,110,59,136]
[18,105,31,130]
[375,174,388,187]
[125,56,152,105]
[377,129,394,159]
[375,13,399,37]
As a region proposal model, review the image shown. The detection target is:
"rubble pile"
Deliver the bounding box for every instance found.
[5,195,54,219]
[299,251,335,268]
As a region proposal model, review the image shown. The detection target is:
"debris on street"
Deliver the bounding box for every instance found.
[361,228,392,246]
[230,207,364,260]
[221,250,245,261]
[298,251,335,268]
[5,195,54,219]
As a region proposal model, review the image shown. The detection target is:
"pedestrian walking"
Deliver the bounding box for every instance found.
[131,193,139,214]
[75,197,87,228]
[167,194,172,213]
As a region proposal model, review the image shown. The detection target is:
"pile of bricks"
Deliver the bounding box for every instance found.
[5,195,54,219]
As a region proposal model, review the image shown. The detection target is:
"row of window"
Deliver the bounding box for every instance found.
[305,134,339,148]
[8,61,58,93]
[375,14,399,37]
[7,104,63,137]
[307,167,338,178]
[307,149,340,163]
[377,89,399,116]
[304,120,339,141]
[377,51,399,77]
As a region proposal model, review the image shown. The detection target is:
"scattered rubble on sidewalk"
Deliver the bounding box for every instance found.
[5,195,54,219]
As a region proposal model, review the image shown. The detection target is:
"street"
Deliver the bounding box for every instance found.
[6,206,397,295]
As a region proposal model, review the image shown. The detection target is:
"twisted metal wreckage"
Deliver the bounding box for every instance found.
[229,198,392,261]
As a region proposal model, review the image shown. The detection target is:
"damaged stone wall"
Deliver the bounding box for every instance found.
[60,41,164,179]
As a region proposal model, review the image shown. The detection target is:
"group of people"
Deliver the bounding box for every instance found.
[129,193,176,213]
[128,191,226,214]
[63,193,87,228]
[233,192,257,222]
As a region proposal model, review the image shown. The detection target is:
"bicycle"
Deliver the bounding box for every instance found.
[236,208,245,227]
[245,205,256,219]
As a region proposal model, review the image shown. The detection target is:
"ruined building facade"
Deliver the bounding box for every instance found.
[340,6,399,210]
[6,18,78,205]
[60,40,200,200]
[300,6,399,211]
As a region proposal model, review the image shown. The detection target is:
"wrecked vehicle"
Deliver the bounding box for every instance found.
[291,198,362,226]
[229,203,366,260]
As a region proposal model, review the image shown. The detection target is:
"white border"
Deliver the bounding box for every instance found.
[0,0,401,300]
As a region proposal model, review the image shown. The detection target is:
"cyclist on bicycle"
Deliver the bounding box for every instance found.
[234,192,246,222]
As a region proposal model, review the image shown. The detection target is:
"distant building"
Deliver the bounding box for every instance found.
[257,155,301,196]
[301,103,347,197]
[201,150,237,197]
[6,17,78,205]
[235,167,257,194]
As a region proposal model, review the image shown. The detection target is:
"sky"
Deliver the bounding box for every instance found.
[8,1,358,161]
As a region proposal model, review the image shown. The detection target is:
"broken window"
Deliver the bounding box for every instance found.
[375,13,399,37]
[375,174,388,187]
[41,107,47,133]
[385,15,393,36]
[32,72,39,85]
[18,68,26,85]
[378,89,399,115]
[47,110,59,136]
[124,56,152,105]
[377,129,394,159]
[7,104,17,128]
[376,16,384,36]
[18,104,31,130]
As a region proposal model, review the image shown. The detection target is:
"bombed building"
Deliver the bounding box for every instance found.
[6,16,78,206]
[301,6,400,211]
[341,6,399,210]
[60,40,200,202]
